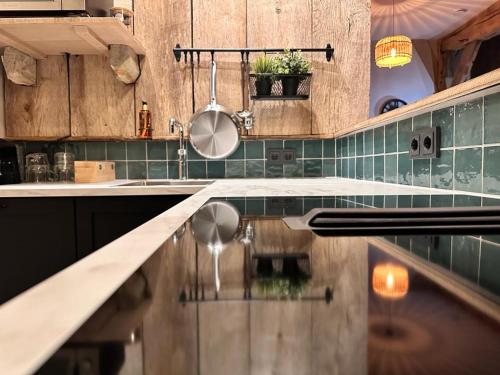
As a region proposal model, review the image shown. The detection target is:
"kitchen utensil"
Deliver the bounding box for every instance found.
[75,161,116,183]
[54,152,75,183]
[189,60,241,160]
[191,201,241,292]
[25,153,50,183]
[236,56,255,131]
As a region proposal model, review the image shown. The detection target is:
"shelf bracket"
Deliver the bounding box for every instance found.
[72,25,108,54]
[0,30,46,60]
[109,44,141,84]
[1,46,36,86]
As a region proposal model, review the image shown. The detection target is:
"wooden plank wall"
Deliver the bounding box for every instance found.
[2,0,370,139]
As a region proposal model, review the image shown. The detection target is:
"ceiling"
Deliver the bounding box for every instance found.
[372,0,498,40]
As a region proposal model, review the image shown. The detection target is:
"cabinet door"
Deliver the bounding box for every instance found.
[0,198,76,304]
[75,195,189,259]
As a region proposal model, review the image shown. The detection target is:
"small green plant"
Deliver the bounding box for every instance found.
[252,55,275,76]
[257,274,309,300]
[273,49,312,75]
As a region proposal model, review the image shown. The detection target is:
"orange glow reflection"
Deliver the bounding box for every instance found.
[372,263,409,299]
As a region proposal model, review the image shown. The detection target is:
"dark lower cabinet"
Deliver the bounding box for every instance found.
[75,195,189,259]
[0,194,189,304]
[0,198,76,304]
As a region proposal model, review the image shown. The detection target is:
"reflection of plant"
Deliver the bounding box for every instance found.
[257,273,309,299]
[273,49,312,75]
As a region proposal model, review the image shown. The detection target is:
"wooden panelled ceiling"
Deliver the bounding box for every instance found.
[371,0,498,40]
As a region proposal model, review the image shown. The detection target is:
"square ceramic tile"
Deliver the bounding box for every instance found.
[411,236,429,259]
[228,199,245,214]
[385,122,397,153]
[86,142,106,161]
[227,160,245,178]
[127,161,147,179]
[323,159,335,177]
[167,141,179,161]
[356,157,363,179]
[398,195,412,208]
[304,159,322,177]
[385,195,397,208]
[413,195,430,208]
[396,236,411,250]
[245,160,264,178]
[363,157,373,180]
[304,140,322,158]
[323,140,335,158]
[397,118,412,152]
[66,142,86,161]
[432,107,454,148]
[106,142,126,160]
[398,153,412,185]
[413,113,431,130]
[341,137,348,157]
[148,161,168,179]
[341,159,348,178]
[167,161,180,179]
[430,236,452,269]
[228,142,245,160]
[147,141,166,160]
[356,133,363,156]
[335,139,342,158]
[207,161,226,178]
[385,155,397,183]
[484,93,500,145]
[348,136,355,157]
[364,129,374,155]
[246,199,265,216]
[348,158,355,179]
[483,146,500,194]
[374,126,384,154]
[265,163,283,178]
[115,161,127,179]
[479,241,500,295]
[127,141,147,160]
[455,99,483,147]
[431,150,453,190]
[374,156,384,182]
[431,195,453,207]
[284,160,304,178]
[265,140,283,155]
[454,195,481,207]
[452,236,480,282]
[188,161,207,179]
[454,148,482,193]
[413,159,430,187]
[245,141,264,159]
[336,159,342,177]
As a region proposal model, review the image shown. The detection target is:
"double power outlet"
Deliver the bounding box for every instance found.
[266,148,297,165]
[409,127,441,159]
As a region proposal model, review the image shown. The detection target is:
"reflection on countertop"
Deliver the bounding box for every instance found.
[37,199,500,375]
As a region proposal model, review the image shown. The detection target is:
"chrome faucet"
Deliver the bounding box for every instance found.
[169,118,186,180]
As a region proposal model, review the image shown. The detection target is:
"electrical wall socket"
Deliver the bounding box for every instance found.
[266,148,296,165]
[409,127,440,159]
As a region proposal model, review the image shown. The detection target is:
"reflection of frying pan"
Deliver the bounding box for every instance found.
[191,201,241,292]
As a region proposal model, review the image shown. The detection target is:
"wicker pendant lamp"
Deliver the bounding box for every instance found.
[375,0,413,68]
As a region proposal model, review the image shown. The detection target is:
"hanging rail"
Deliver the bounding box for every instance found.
[173,43,334,63]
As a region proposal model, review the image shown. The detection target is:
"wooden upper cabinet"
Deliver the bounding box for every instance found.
[134,0,193,136]
[4,56,70,139]
[69,55,135,138]
[247,0,313,136]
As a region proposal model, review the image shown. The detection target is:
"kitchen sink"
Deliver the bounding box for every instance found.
[114,180,214,187]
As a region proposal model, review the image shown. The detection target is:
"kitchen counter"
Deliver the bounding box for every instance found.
[0,178,476,374]
[0,179,208,197]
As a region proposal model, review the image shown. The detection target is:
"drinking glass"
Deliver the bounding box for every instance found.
[25,153,50,183]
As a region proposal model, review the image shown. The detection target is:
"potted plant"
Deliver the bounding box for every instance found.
[252,55,275,96]
[274,49,312,96]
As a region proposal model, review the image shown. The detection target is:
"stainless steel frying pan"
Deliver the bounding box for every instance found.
[189,60,241,159]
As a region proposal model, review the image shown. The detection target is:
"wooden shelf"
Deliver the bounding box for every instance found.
[0,17,145,59]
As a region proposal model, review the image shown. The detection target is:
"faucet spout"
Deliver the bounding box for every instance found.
[169,117,186,180]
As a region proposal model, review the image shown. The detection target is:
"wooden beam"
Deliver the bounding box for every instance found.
[451,41,482,86]
[72,25,108,54]
[0,30,46,59]
[442,1,500,51]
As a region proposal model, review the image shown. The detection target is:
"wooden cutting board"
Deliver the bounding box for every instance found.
[75,161,116,183]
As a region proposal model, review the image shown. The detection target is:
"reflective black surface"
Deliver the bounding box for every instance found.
[37,195,500,375]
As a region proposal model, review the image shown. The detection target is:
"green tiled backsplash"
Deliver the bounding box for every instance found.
[336,91,500,196]
[21,139,335,180]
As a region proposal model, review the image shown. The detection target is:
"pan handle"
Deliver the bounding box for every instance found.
[210,60,217,106]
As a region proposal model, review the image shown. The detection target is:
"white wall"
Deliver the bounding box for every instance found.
[370,42,435,117]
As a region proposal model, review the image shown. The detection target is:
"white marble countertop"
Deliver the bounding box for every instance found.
[0,179,209,197]
[0,178,455,374]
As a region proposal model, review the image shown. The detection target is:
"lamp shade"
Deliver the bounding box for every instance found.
[375,35,413,68]
[372,263,409,299]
